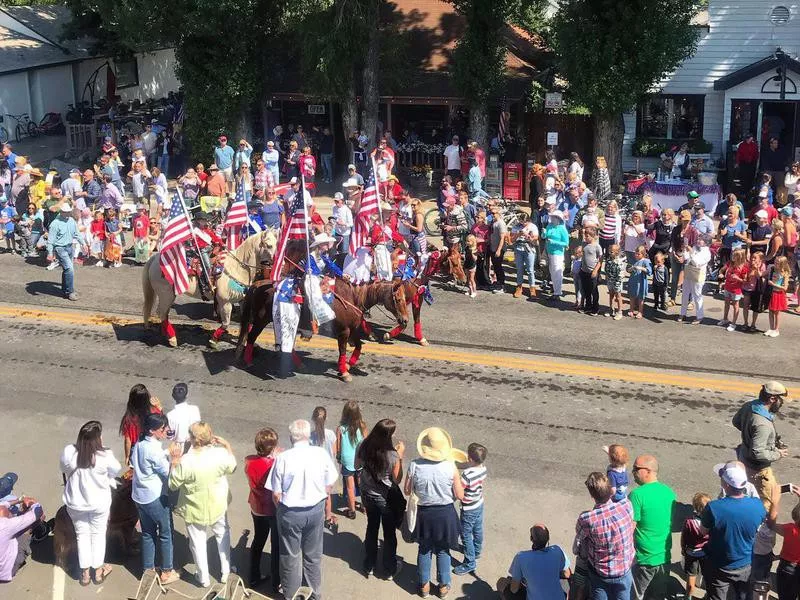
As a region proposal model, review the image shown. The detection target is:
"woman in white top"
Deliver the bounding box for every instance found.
[623,211,647,265]
[59,421,122,586]
[569,152,584,182]
[785,162,800,200]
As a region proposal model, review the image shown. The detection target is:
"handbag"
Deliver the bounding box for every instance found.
[386,482,407,527]
[401,488,419,543]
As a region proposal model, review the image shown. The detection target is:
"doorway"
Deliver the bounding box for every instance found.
[760,101,796,159]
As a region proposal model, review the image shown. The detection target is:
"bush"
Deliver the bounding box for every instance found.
[632,138,713,157]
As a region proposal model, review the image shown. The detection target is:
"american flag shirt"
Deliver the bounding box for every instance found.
[573,499,635,578]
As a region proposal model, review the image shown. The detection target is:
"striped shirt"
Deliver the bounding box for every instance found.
[460,465,487,511]
[600,213,621,243]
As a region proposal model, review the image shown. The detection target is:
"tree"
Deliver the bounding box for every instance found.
[552,0,699,184]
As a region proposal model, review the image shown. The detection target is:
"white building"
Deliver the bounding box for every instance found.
[0,4,179,127]
[622,2,800,172]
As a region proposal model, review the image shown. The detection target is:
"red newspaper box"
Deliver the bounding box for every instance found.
[503,162,523,201]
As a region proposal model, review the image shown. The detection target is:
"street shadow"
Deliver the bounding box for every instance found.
[24,280,64,298]
[322,530,364,574]
[456,576,497,599]
[112,322,214,349]
[171,300,218,322]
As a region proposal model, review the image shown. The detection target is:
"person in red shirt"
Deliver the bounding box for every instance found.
[749,196,778,224]
[720,248,749,331]
[196,163,209,191]
[89,210,106,264]
[118,383,162,465]
[132,204,151,264]
[307,201,325,235]
[735,133,759,192]
[468,141,486,179]
[299,146,317,183]
[244,428,280,589]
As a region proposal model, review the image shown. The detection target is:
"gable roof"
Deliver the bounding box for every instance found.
[714,49,800,91]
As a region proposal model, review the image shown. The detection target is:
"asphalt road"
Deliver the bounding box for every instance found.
[0,252,798,600]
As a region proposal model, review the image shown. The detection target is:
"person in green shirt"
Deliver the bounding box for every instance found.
[629,454,676,600]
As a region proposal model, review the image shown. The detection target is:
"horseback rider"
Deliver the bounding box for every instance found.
[190,211,222,300]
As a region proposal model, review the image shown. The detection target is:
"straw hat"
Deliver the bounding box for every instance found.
[416,427,467,463]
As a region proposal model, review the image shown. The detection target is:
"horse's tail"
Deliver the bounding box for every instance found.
[142,255,157,327]
[235,285,254,359]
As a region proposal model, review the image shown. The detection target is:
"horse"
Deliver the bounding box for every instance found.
[141,230,278,347]
[383,245,463,346]
[53,476,139,577]
[235,277,409,382]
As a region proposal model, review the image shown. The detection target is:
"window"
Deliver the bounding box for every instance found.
[636,95,704,140]
[115,58,139,89]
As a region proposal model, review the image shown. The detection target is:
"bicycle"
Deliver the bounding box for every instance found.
[0,116,8,145]
[423,207,442,236]
[6,113,39,142]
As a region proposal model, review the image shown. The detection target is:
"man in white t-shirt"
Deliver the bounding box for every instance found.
[331,192,353,254]
[166,382,201,446]
[443,136,462,180]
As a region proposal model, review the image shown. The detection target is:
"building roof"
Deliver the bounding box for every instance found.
[713,49,800,91]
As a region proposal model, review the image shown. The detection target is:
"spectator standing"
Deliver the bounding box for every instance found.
[214,136,235,194]
[206,164,226,198]
[732,380,789,508]
[573,472,635,600]
[701,461,766,600]
[680,493,710,600]
[766,484,800,600]
[130,413,179,585]
[455,443,488,576]
[599,201,622,256]
[169,422,236,589]
[262,141,281,185]
[59,421,121,586]
[605,444,629,503]
[332,193,353,254]
[628,455,676,600]
[579,226,603,315]
[267,419,338,600]
[762,137,787,190]
[543,211,569,300]
[1,143,17,171]
[142,124,159,168]
[319,127,334,184]
[166,382,201,451]
[677,235,711,324]
[735,133,759,192]
[245,428,280,590]
[405,427,466,599]
[511,213,538,299]
[488,205,509,294]
[10,161,31,215]
[234,139,253,173]
[356,419,405,579]
[61,169,82,199]
[46,203,87,301]
[497,524,571,600]
[337,400,368,520]
[443,136,462,181]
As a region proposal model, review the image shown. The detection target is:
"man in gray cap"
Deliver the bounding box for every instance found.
[732,381,790,509]
[46,203,86,301]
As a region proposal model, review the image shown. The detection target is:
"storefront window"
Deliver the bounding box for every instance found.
[636,95,704,139]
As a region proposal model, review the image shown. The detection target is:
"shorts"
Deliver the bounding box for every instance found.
[684,554,703,576]
[222,166,234,182]
[723,290,743,302]
[341,466,358,477]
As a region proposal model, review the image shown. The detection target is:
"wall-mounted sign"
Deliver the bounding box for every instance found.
[544,92,563,110]
[546,131,559,146]
[308,104,326,115]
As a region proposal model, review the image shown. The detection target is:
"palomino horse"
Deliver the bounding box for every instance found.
[142,230,277,346]
[383,245,463,345]
[236,277,409,382]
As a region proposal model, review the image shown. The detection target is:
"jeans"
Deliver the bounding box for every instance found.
[580,270,599,313]
[514,248,536,287]
[632,563,669,600]
[460,505,484,570]
[669,254,684,300]
[276,500,325,600]
[777,558,800,600]
[702,563,751,600]
[158,154,170,176]
[54,245,74,295]
[250,513,279,584]
[363,498,398,573]
[418,539,451,587]
[320,154,333,182]
[136,495,173,571]
[588,568,633,600]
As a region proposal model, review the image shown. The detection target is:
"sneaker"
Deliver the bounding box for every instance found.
[492,288,504,294]
[613,313,622,321]
[159,571,180,585]
[469,292,476,298]
[67,293,79,301]
[763,329,774,336]
[726,324,736,332]
[464,291,471,296]
[113,262,122,268]
[387,557,403,581]
[676,316,684,323]
[772,330,780,337]
[95,260,104,267]
[453,564,475,576]
[46,262,58,271]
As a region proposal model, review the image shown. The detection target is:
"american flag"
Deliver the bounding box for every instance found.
[159,194,193,294]
[271,189,308,281]
[348,168,379,255]
[498,97,510,143]
[223,182,248,250]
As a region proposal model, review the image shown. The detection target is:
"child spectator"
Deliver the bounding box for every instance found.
[103,208,123,268]
[464,234,478,298]
[741,251,766,332]
[336,400,368,520]
[765,255,791,337]
[605,244,625,320]
[166,382,201,452]
[652,252,667,311]
[310,406,338,527]
[570,246,584,309]
[681,492,710,600]
[0,197,17,254]
[89,210,106,265]
[455,442,488,575]
[244,428,280,589]
[627,245,652,319]
[604,444,629,502]
[132,204,151,265]
[719,248,748,332]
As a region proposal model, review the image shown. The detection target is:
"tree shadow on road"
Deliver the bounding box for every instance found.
[25,280,64,298]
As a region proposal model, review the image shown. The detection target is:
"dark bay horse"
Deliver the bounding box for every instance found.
[236,277,408,381]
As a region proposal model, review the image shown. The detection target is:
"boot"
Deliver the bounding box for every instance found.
[528,286,537,298]
[513,285,523,298]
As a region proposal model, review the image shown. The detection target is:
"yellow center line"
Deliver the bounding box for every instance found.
[0,304,769,395]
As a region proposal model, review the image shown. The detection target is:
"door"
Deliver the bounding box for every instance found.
[761,101,797,166]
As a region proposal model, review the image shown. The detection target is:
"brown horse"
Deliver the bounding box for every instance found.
[382,245,462,346]
[236,277,408,381]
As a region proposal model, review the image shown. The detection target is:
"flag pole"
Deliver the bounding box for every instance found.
[175,187,212,289]
[300,172,312,273]
[372,155,384,225]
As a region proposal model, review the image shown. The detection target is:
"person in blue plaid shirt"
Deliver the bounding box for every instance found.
[573,472,635,600]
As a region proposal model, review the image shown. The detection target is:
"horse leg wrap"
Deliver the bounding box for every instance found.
[414,322,423,341]
[338,354,349,374]
[348,347,362,367]
[161,320,176,339]
[243,342,254,365]
[361,319,373,336]
[212,326,225,341]
[387,325,404,339]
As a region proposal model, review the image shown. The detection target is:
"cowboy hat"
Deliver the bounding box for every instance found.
[29,167,43,177]
[417,427,467,463]
[208,164,219,171]
[310,233,337,248]
[59,202,73,213]
[14,157,27,169]
[343,177,361,189]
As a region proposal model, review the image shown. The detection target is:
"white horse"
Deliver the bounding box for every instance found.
[142,230,278,347]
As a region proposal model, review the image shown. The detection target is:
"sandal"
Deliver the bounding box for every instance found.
[419,583,430,598]
[79,569,91,587]
[344,509,356,520]
[94,564,112,585]
[439,584,451,598]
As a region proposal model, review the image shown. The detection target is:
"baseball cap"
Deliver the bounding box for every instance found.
[755,209,768,219]
[289,176,299,185]
[687,191,700,199]
[69,168,81,175]
[763,380,789,397]
[267,140,274,146]
[334,192,344,201]
[713,462,747,490]
[780,205,794,216]
[347,163,356,171]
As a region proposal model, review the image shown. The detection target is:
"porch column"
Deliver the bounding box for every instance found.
[386,101,392,134]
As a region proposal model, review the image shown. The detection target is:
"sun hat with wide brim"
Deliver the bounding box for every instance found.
[310,232,337,248]
[417,427,468,463]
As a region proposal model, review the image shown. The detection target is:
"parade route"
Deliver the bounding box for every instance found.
[1,289,798,599]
